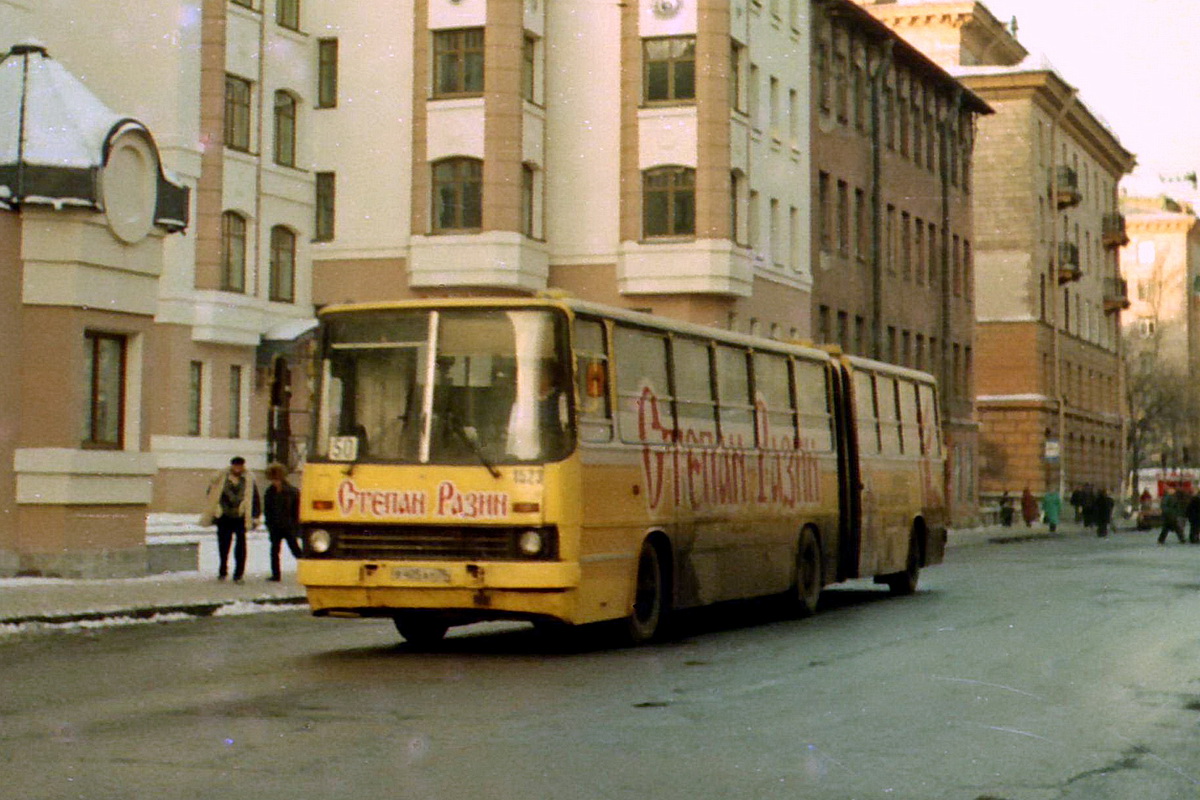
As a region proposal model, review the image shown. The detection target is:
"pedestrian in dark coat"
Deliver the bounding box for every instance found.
[1021,487,1038,527]
[1159,490,1186,544]
[1187,492,1200,545]
[201,456,261,582]
[1080,483,1096,528]
[263,462,302,581]
[1093,488,1114,538]
[1069,486,1085,523]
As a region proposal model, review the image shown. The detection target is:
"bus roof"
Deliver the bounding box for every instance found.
[317,297,936,385]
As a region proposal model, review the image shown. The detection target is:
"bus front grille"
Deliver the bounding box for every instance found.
[315,525,558,561]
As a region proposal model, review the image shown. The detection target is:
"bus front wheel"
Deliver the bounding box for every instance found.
[393,613,450,647]
[624,538,668,644]
[791,528,823,617]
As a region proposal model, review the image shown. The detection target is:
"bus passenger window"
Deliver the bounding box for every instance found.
[794,360,833,452]
[899,381,920,455]
[716,345,754,448]
[876,375,901,456]
[854,371,881,454]
[614,325,672,445]
[753,352,796,450]
[672,338,718,446]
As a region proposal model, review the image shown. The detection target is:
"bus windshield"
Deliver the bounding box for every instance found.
[315,307,572,466]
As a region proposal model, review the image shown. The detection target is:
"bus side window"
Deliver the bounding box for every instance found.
[715,345,755,448]
[614,325,673,445]
[672,337,718,446]
[917,383,941,457]
[899,380,920,456]
[794,359,833,452]
[876,375,901,457]
[574,317,613,442]
[854,371,881,455]
[753,352,795,450]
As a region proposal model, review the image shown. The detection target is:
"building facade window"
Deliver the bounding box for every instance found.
[818,171,831,252]
[521,164,536,238]
[730,43,745,113]
[220,211,247,292]
[229,365,243,439]
[317,38,338,108]
[276,0,299,30]
[433,28,485,97]
[315,172,335,242]
[521,35,537,103]
[83,332,126,449]
[643,166,695,238]
[836,180,849,256]
[224,74,252,151]
[432,157,483,231]
[643,36,695,103]
[273,91,297,167]
[269,226,296,302]
[187,360,203,437]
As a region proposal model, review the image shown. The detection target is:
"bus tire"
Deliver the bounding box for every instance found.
[393,614,450,647]
[883,531,921,596]
[790,527,823,618]
[624,538,668,644]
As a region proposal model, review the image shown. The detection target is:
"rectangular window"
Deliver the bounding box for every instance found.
[795,359,833,452]
[854,187,866,261]
[730,43,744,112]
[901,212,911,280]
[789,205,800,271]
[836,180,849,256]
[522,35,537,103]
[644,166,695,238]
[770,197,781,266]
[521,164,536,238]
[754,352,797,449]
[434,28,485,98]
[187,361,203,437]
[644,36,696,102]
[769,76,780,138]
[818,171,831,252]
[854,372,880,455]
[952,234,962,296]
[317,38,338,108]
[315,172,335,242]
[673,338,718,444]
[816,33,830,112]
[83,332,126,448]
[788,88,799,147]
[885,204,896,274]
[914,218,924,285]
[224,74,252,151]
[229,365,243,439]
[614,326,671,444]
[715,345,754,446]
[575,317,613,443]
[834,49,848,123]
[231,0,254,8]
[276,0,299,30]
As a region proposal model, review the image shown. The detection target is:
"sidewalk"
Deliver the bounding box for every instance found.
[0,527,306,632]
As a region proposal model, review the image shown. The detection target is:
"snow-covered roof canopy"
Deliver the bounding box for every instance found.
[0,42,187,232]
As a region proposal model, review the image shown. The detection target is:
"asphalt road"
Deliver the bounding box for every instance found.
[4,526,1200,800]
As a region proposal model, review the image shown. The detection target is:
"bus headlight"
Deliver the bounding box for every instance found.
[518,529,545,556]
[308,529,333,554]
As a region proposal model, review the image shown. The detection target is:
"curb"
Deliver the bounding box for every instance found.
[0,595,307,629]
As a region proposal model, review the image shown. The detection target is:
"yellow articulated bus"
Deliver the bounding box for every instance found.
[297,297,948,644]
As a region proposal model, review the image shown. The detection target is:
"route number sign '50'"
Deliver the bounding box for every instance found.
[329,435,359,462]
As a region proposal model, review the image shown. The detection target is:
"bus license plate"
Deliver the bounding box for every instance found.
[391,566,451,584]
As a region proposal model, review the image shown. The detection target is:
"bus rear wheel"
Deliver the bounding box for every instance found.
[393,613,450,647]
[624,539,667,644]
[791,528,823,617]
[883,532,921,596]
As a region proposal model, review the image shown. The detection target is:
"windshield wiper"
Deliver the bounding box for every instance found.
[446,410,501,479]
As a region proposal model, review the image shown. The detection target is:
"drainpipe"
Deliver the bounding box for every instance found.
[869,38,893,361]
[939,87,962,516]
[1048,87,1078,497]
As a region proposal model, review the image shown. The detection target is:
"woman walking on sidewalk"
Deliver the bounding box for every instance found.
[263,463,302,582]
[1021,487,1039,527]
[1041,489,1061,533]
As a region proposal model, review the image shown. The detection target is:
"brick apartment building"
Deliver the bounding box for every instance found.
[809,0,990,524]
[859,1,1135,502]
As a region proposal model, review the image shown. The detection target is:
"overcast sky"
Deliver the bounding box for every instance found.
[978,0,1197,189]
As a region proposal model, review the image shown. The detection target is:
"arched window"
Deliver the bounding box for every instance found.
[643,166,695,238]
[220,211,247,292]
[432,157,483,232]
[274,91,297,167]
[269,226,296,302]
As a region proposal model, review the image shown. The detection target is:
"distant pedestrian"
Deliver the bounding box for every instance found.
[1041,489,1062,533]
[1093,488,1114,538]
[999,490,1015,527]
[1021,487,1038,527]
[1187,492,1200,545]
[263,462,302,581]
[1158,489,1186,544]
[1069,486,1085,523]
[1080,483,1096,528]
[202,456,261,581]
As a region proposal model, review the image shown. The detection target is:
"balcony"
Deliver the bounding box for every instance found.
[1101,212,1129,248]
[1056,242,1081,283]
[1103,277,1131,313]
[1054,166,1081,209]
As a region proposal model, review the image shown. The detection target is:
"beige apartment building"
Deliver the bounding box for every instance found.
[1120,196,1200,467]
[860,0,1136,501]
[809,0,989,523]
